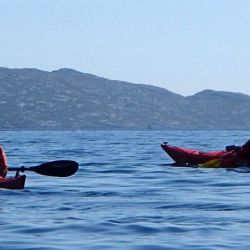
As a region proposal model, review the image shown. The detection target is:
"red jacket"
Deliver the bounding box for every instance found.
[0,145,8,177]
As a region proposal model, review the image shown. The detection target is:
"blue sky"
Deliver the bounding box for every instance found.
[1,0,250,96]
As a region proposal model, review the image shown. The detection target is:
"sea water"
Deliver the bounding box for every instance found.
[0,130,250,250]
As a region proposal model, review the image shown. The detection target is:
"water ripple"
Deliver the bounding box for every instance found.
[1,130,250,249]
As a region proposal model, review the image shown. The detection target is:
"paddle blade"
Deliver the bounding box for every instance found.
[198,158,222,168]
[29,160,79,177]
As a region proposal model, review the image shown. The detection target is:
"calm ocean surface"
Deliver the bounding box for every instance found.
[1,130,250,250]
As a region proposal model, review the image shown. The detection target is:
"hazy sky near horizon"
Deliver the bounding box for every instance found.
[1,0,250,96]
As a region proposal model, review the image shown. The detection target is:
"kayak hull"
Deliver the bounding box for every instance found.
[161,143,228,165]
[0,175,26,190]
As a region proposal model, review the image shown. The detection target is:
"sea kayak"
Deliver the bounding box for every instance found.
[0,175,26,190]
[161,142,250,167]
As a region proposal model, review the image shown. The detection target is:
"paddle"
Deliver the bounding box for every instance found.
[8,160,79,177]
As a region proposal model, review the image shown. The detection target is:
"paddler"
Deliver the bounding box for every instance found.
[219,139,250,167]
[238,139,250,159]
[0,145,8,177]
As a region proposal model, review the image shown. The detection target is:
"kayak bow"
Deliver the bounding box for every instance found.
[161,142,225,165]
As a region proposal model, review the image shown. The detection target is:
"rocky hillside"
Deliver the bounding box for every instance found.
[0,67,250,130]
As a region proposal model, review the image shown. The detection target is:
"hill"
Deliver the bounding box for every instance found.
[0,67,250,130]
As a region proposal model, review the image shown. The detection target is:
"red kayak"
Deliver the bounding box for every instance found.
[161,142,250,167]
[0,175,26,190]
